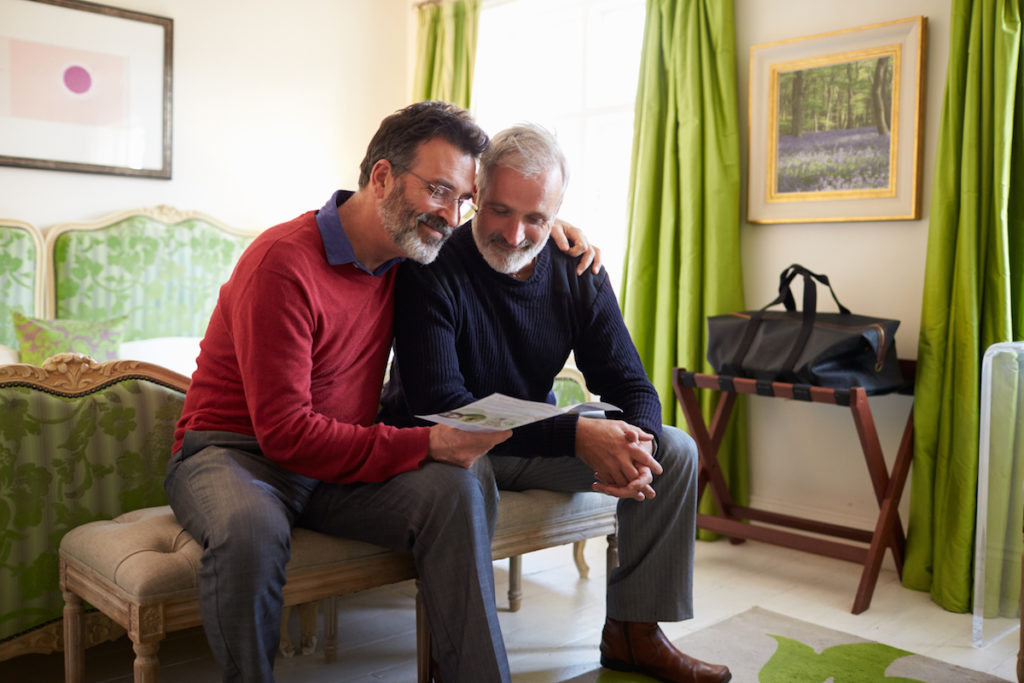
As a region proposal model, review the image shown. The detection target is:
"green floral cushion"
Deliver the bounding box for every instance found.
[12,312,127,365]
[0,378,184,642]
[0,224,41,349]
[51,215,253,342]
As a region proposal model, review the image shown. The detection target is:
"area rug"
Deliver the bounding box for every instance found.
[565,607,1010,682]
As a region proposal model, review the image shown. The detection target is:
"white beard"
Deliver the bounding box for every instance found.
[474,231,545,275]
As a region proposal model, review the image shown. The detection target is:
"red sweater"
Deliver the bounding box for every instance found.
[173,208,429,483]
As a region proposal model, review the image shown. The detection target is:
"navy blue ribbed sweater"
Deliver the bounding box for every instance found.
[380,224,661,458]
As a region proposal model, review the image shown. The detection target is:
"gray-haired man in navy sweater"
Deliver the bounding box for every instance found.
[380,124,730,683]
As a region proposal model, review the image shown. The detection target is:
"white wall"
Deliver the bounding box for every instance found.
[0,0,413,231]
[734,0,949,535]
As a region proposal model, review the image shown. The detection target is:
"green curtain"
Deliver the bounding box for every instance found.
[412,0,480,108]
[904,0,1024,612]
[620,0,748,519]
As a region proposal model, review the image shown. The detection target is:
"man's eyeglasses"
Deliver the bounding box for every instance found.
[391,162,473,216]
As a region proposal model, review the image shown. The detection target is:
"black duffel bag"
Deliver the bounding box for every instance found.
[706,264,904,394]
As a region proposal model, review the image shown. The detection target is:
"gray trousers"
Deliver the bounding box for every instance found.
[478,425,698,623]
[165,431,318,683]
[165,430,507,683]
[300,460,508,682]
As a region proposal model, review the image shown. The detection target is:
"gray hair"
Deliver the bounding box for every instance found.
[477,123,569,202]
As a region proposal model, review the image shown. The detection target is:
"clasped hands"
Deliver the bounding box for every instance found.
[576,417,661,501]
[425,414,661,503]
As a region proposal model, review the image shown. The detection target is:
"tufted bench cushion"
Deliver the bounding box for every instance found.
[60,506,415,603]
[61,507,201,601]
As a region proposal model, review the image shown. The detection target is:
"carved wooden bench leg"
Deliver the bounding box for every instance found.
[132,640,160,683]
[572,540,590,579]
[298,602,318,655]
[279,605,296,657]
[62,589,84,683]
[323,596,338,663]
[508,555,523,611]
[606,533,619,573]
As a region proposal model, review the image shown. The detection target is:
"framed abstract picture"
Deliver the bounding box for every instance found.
[747,16,926,223]
[0,0,173,178]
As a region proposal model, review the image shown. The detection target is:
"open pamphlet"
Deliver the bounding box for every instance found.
[417,393,620,433]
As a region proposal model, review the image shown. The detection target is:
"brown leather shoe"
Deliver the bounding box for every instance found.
[600,617,731,683]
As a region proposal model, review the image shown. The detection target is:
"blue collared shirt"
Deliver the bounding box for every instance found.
[315,190,403,276]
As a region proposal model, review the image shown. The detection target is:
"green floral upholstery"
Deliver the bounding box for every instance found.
[49,212,254,341]
[551,364,591,407]
[0,221,43,349]
[0,365,185,644]
[552,375,588,407]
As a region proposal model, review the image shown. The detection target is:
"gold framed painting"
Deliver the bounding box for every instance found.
[747,16,926,224]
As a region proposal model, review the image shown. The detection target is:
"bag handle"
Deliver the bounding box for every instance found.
[726,264,850,381]
[776,264,851,315]
[779,266,819,380]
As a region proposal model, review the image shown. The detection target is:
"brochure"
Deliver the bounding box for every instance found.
[417,393,620,433]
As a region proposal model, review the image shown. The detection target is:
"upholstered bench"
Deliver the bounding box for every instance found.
[60,492,617,683]
[34,356,618,682]
[59,505,417,682]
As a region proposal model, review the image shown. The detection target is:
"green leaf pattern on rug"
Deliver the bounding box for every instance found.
[761,635,923,682]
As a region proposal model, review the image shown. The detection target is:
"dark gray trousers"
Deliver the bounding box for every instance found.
[165,431,507,683]
[477,425,698,622]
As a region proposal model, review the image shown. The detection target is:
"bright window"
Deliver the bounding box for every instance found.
[471,0,646,287]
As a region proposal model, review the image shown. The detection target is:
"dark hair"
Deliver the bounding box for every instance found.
[357,101,490,188]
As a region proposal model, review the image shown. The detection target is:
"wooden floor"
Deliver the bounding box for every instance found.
[1,537,1017,682]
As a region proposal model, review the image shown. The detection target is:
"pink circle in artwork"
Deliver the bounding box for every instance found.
[63,66,92,94]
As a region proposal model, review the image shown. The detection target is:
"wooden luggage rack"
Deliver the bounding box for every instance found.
[671,361,915,614]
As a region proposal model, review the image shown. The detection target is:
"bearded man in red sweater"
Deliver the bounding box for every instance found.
[165,102,595,683]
